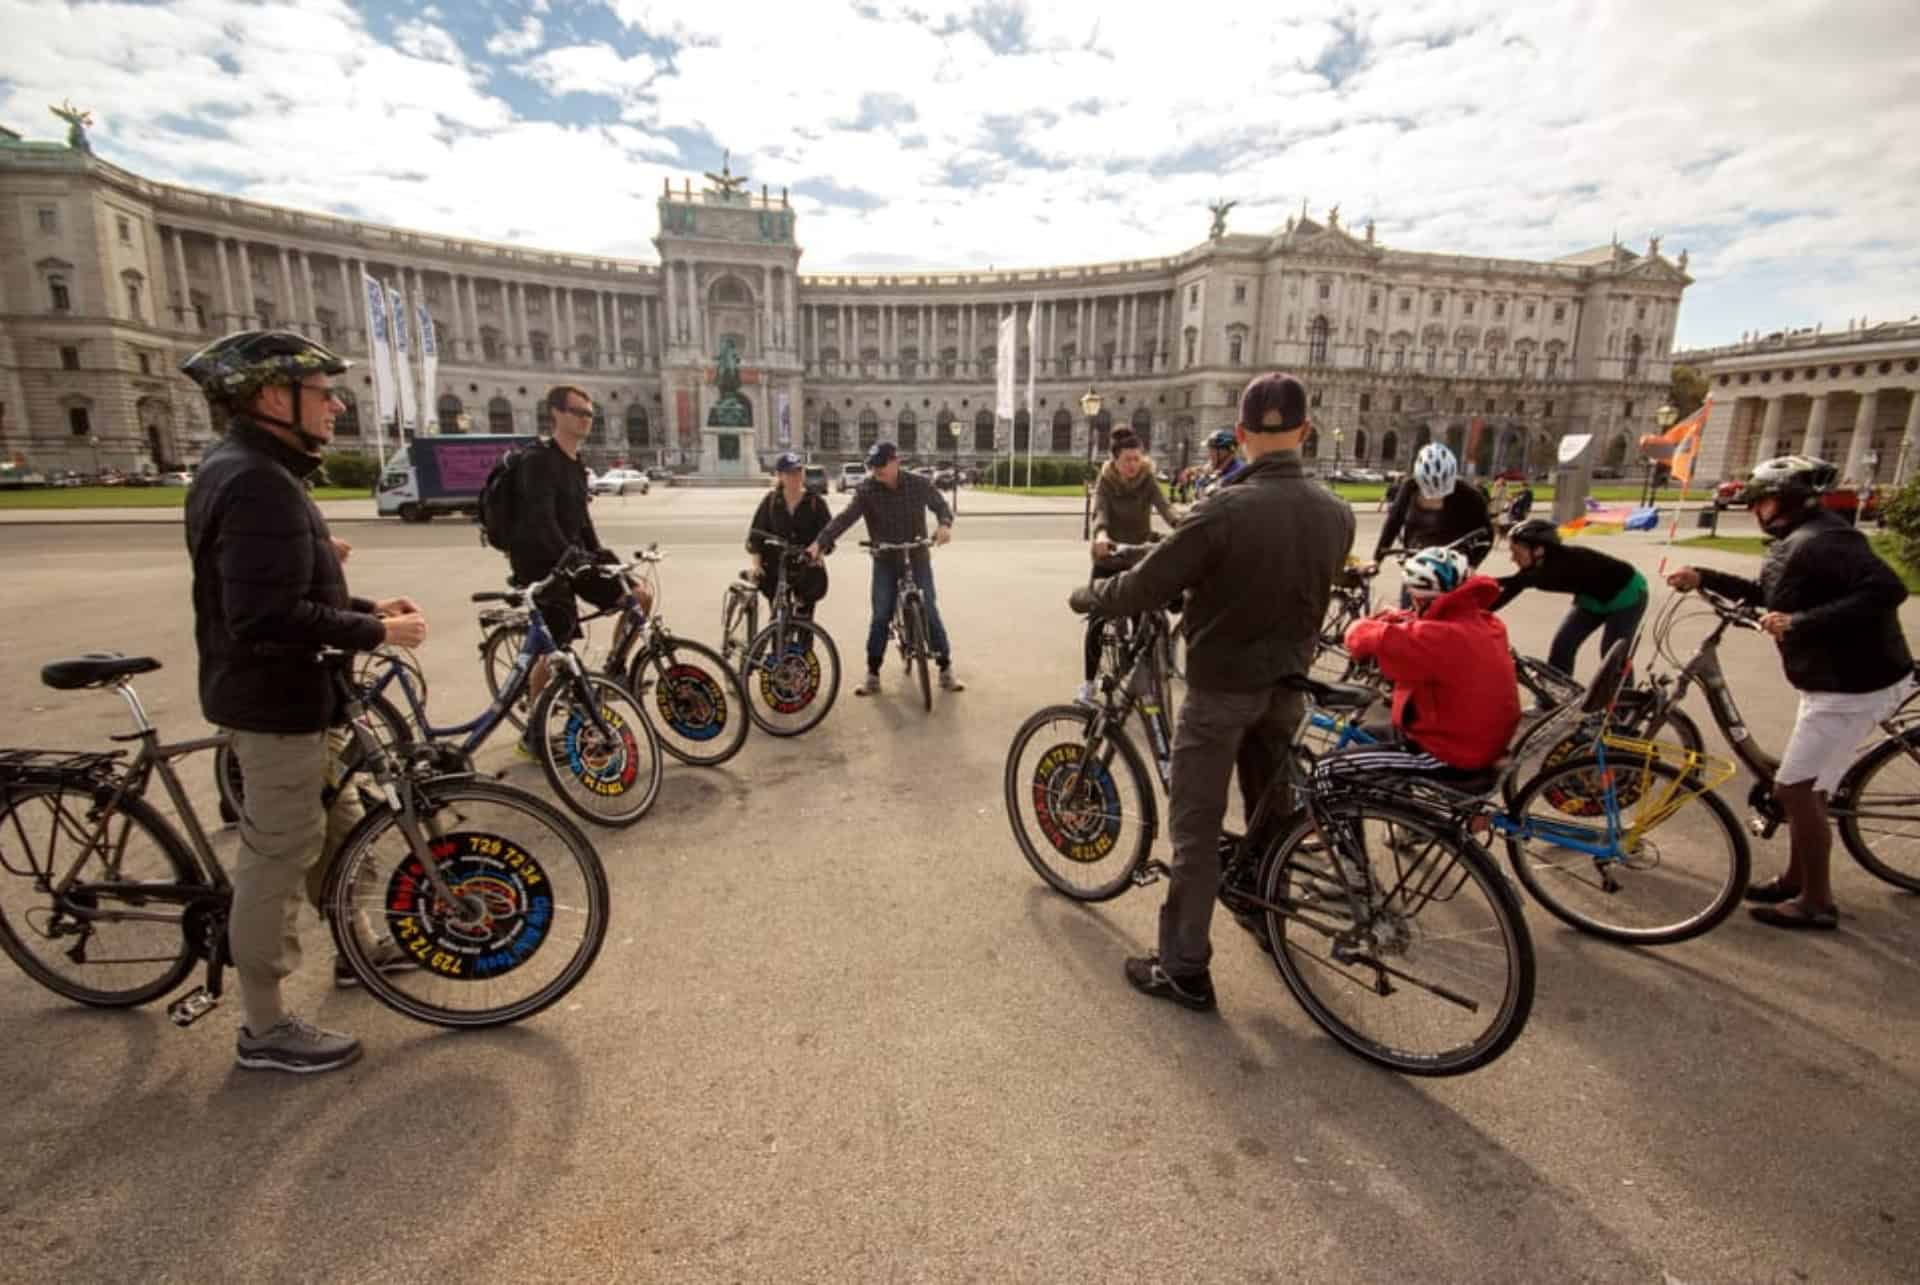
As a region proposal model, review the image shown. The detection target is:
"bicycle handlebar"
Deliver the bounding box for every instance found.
[862,538,932,554]
[1699,587,1764,628]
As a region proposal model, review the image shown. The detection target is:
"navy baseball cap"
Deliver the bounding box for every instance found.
[775,450,804,472]
[1239,372,1308,431]
[866,440,899,468]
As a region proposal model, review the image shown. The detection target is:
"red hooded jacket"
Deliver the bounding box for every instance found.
[1343,576,1521,770]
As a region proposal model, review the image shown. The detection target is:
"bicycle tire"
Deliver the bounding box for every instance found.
[626,637,751,767]
[719,584,758,668]
[905,597,932,712]
[529,672,664,828]
[214,692,411,824]
[481,622,534,733]
[1259,801,1534,1076]
[1834,728,1920,893]
[0,783,203,1007]
[741,619,842,737]
[325,779,609,1028]
[1504,750,1749,944]
[1004,704,1157,901]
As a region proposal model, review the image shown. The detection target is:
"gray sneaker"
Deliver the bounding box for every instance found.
[333,937,423,989]
[235,1015,363,1075]
[855,671,882,696]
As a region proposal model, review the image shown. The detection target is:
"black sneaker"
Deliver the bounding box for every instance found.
[1123,955,1217,1012]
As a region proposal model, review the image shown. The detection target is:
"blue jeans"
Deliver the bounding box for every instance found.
[868,551,952,671]
[1548,591,1648,680]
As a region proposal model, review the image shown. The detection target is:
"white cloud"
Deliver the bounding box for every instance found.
[523,43,659,100]
[486,14,546,58]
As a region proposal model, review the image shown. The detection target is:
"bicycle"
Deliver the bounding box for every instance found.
[1609,586,1920,893]
[1086,539,1185,711]
[719,532,843,736]
[1006,604,1536,1076]
[477,547,749,770]
[1,652,609,1029]
[864,537,941,712]
[252,552,667,830]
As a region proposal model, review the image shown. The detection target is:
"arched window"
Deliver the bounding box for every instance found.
[334,389,361,437]
[488,396,513,434]
[536,400,554,436]
[1380,429,1398,464]
[626,403,651,449]
[897,409,917,452]
[1624,333,1644,379]
[1132,406,1152,450]
[1605,432,1630,469]
[859,409,880,451]
[437,393,463,434]
[973,408,995,453]
[1092,408,1112,454]
[936,410,957,453]
[1051,407,1073,453]
[1308,316,1329,365]
[819,409,841,452]
[1228,332,1244,365]
[1353,429,1369,462]
[1013,408,1031,453]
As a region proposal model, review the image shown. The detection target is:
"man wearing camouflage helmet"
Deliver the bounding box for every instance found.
[181,330,429,1074]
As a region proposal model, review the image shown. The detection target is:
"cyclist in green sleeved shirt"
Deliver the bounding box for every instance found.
[1491,518,1648,680]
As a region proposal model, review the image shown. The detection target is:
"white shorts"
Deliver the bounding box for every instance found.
[1776,677,1915,793]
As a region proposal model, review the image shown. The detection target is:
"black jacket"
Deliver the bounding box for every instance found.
[748,488,832,602]
[1375,479,1494,565]
[508,438,603,583]
[1087,451,1354,692]
[185,419,385,733]
[1697,510,1912,693]
[1491,543,1642,613]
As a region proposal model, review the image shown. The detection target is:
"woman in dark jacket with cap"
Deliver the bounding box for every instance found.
[746,451,831,617]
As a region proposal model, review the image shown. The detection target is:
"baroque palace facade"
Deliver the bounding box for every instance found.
[1,123,1689,477]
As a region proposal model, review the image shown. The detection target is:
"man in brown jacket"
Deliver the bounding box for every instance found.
[1070,373,1354,1011]
[1078,426,1180,703]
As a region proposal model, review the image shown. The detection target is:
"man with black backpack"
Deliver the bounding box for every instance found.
[497,385,650,753]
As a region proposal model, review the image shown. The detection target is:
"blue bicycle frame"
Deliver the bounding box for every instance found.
[367,606,559,760]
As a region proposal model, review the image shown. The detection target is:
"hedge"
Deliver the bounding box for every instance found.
[983,456,1097,487]
[321,451,381,490]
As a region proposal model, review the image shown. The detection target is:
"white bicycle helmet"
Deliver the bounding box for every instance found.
[1412,443,1458,501]
[1403,546,1470,602]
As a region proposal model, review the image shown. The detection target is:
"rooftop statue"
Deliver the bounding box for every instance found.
[1207,198,1236,240]
[50,100,93,153]
[704,150,749,198]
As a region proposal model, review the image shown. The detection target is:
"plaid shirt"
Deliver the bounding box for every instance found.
[816,471,954,554]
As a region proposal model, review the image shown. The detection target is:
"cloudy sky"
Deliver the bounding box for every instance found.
[3,0,1916,348]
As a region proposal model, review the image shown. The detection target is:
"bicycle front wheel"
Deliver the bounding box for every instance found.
[1260,802,1534,1076]
[529,673,665,828]
[1836,729,1920,892]
[0,784,203,1007]
[214,692,411,825]
[481,622,534,733]
[627,638,750,767]
[904,597,932,711]
[1504,751,1748,944]
[741,620,842,736]
[1004,704,1157,901]
[326,780,609,1027]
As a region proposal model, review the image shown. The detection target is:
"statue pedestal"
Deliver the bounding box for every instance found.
[700,427,756,477]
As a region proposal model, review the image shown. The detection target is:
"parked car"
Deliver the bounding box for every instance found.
[645,466,673,481]
[803,464,828,496]
[839,463,867,492]
[933,467,959,488]
[590,468,651,497]
[160,470,194,487]
[0,462,47,489]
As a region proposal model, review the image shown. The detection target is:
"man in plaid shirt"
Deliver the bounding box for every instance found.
[809,440,966,695]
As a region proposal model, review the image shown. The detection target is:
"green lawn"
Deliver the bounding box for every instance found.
[1678,533,1920,593]
[976,484,1088,498]
[982,481,1689,505]
[0,485,368,509]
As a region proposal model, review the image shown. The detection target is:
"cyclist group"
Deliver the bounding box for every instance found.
[143,327,1919,1067]
[1072,375,1912,1012]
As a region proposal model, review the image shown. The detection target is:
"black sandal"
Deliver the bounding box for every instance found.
[1743,876,1800,905]
[1749,902,1838,931]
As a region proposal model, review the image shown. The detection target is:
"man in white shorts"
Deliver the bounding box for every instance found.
[1668,455,1914,931]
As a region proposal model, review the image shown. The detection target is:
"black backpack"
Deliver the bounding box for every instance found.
[477,445,531,550]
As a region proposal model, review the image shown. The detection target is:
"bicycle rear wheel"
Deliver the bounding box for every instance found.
[529,672,664,828]
[627,637,751,767]
[742,620,842,736]
[1835,729,1920,892]
[326,779,609,1028]
[1504,751,1748,944]
[0,784,204,1007]
[904,598,932,711]
[1004,704,1157,901]
[481,623,534,733]
[1260,802,1534,1075]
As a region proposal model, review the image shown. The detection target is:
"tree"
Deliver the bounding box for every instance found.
[1670,364,1708,419]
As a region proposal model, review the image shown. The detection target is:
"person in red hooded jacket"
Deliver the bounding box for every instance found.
[1316,546,1521,789]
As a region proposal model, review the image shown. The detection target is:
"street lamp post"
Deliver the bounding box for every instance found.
[1080,385,1103,540]
[1643,402,1678,507]
[1332,426,1344,477]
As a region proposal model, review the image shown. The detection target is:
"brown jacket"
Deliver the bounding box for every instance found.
[1091,460,1176,545]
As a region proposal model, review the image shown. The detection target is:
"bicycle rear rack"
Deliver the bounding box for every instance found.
[0,748,126,787]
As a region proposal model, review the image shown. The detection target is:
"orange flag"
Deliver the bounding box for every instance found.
[1669,397,1711,485]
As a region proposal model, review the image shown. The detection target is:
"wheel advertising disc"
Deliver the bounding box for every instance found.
[1030,742,1122,863]
[759,642,822,715]
[563,702,643,794]
[656,664,726,742]
[382,832,554,981]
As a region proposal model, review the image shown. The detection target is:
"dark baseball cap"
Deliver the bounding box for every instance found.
[866,440,899,468]
[775,450,804,472]
[1239,372,1308,432]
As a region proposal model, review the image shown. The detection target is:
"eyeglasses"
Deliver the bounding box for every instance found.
[559,404,595,419]
[300,384,343,403]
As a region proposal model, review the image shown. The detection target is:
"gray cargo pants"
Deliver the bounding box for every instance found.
[1160,683,1304,975]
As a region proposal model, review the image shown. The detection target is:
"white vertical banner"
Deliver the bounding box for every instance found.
[995,308,1016,425]
[777,391,792,448]
[415,297,438,434]
[1025,292,1039,487]
[389,284,419,433]
[361,273,397,462]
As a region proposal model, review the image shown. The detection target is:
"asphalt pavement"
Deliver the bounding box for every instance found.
[0,496,1915,1283]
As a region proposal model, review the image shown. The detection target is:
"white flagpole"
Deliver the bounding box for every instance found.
[1026,292,1038,489]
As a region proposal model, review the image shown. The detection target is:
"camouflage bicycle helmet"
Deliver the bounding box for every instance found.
[180,329,350,450]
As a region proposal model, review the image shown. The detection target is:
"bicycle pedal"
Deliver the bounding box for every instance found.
[167,986,220,1028]
[1131,859,1171,887]
[1746,812,1779,839]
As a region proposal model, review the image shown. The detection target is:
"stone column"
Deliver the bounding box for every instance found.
[1896,390,1920,486]
[663,269,679,349]
[1753,396,1784,463]
[168,228,193,332]
[606,292,620,367]
[841,303,851,370]
[464,277,481,359]
[339,259,357,347]
[1158,291,1170,373]
[1842,390,1880,483]
[1046,299,1056,376]
[1078,298,1090,375]
[297,251,317,335]
[215,240,236,326]
[1801,393,1830,458]
[762,264,775,355]
[507,281,523,356]
[784,272,795,349]
[238,242,260,325]
[276,246,296,331]
[1122,295,1135,371]
[687,261,703,353]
